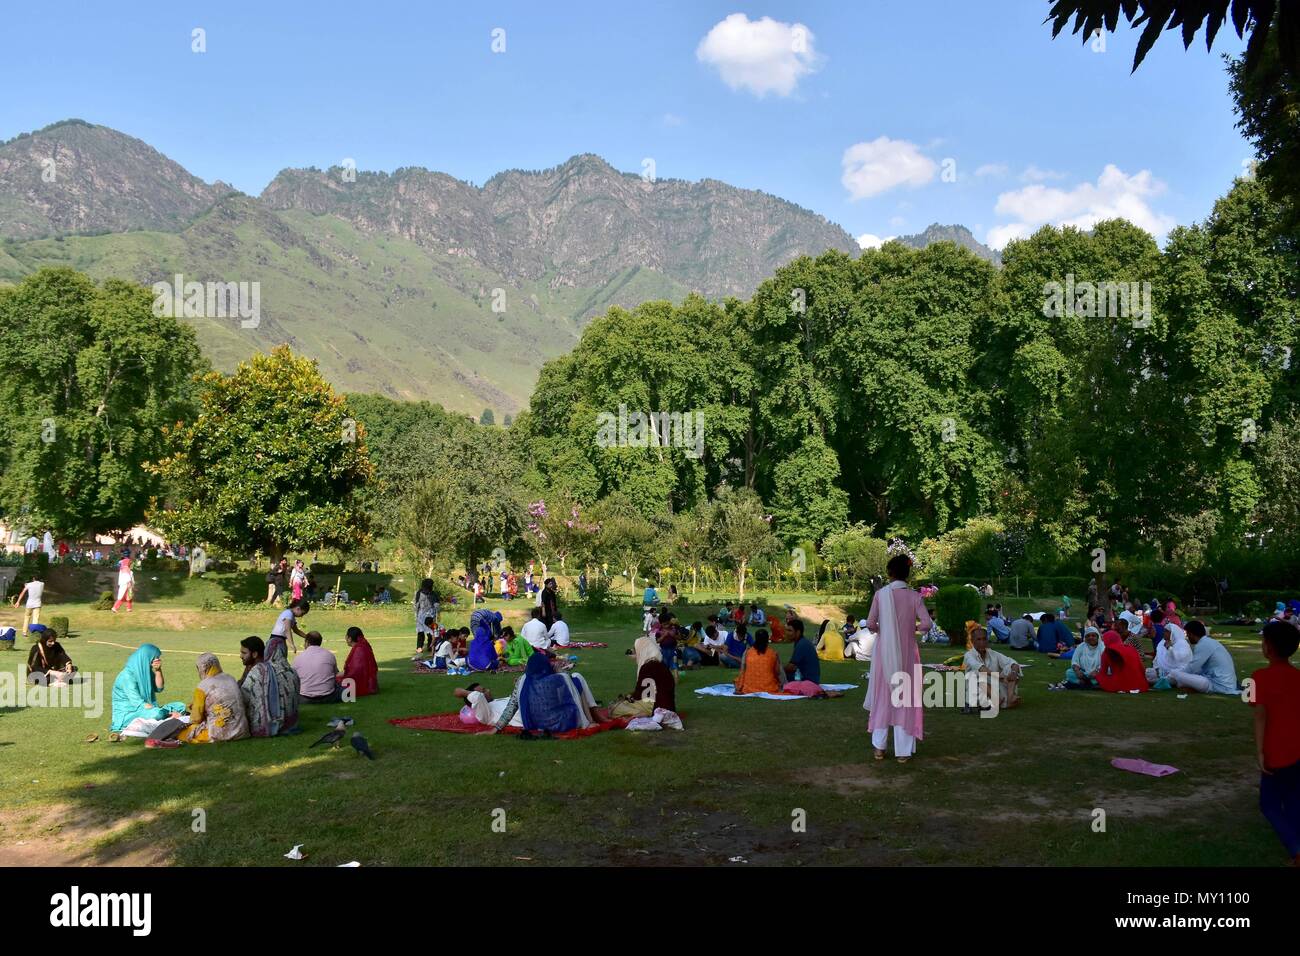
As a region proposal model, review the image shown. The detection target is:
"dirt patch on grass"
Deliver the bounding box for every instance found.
[799,763,911,795]
[0,803,170,867]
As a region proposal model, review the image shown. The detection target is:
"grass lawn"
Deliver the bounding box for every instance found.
[0,575,1286,867]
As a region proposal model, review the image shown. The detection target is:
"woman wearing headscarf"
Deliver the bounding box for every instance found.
[1147,620,1193,684]
[864,554,932,763]
[734,629,785,695]
[1096,630,1148,693]
[112,550,135,613]
[633,635,676,712]
[110,644,185,736]
[26,625,75,684]
[816,618,846,661]
[1164,600,1183,627]
[467,608,503,671]
[492,652,600,737]
[1063,626,1104,688]
[338,627,378,697]
[180,653,249,743]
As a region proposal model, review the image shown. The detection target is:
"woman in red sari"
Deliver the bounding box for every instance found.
[338,626,379,697]
[1096,630,1147,693]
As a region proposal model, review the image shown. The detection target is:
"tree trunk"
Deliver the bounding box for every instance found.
[692,565,697,594]
[738,559,747,601]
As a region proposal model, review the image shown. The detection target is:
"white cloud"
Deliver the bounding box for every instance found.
[841,137,937,201]
[1020,164,1067,183]
[986,164,1176,249]
[975,163,1008,178]
[856,233,897,250]
[889,215,906,228]
[696,14,820,97]
[662,113,684,127]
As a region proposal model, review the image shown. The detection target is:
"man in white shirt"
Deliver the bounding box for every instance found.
[521,607,550,650]
[699,624,727,663]
[12,575,45,632]
[24,535,38,554]
[547,612,571,647]
[1118,603,1144,636]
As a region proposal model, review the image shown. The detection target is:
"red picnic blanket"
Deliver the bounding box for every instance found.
[388,712,629,738]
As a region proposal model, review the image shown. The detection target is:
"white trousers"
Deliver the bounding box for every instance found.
[1167,670,1211,693]
[872,726,916,758]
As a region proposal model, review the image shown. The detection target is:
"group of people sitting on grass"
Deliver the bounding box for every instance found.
[982,598,1240,695]
[633,605,841,699]
[452,650,603,738]
[104,626,380,747]
[411,577,568,672]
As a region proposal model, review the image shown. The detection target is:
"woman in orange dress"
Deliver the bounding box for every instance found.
[734,629,785,695]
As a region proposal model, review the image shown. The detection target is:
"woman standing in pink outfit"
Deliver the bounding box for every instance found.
[864,554,932,763]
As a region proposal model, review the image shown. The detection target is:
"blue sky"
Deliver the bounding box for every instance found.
[0,1,1251,249]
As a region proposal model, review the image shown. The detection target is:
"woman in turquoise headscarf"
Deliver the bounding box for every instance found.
[110,644,185,736]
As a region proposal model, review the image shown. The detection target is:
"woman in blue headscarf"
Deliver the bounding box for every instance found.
[110,644,185,736]
[491,651,600,737]
[467,609,503,671]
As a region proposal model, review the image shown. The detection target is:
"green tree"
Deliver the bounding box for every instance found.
[660,503,715,593]
[150,346,372,560]
[398,475,459,577]
[711,485,779,599]
[480,408,495,426]
[0,267,204,537]
[588,492,659,594]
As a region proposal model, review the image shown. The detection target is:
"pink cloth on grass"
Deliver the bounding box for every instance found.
[782,680,823,697]
[1111,757,1179,777]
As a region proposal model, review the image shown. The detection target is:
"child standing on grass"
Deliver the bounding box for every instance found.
[1250,620,1300,866]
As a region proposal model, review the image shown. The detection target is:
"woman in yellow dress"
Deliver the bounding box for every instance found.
[816,618,846,661]
[180,652,250,743]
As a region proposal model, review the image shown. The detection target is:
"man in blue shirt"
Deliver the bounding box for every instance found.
[721,623,748,668]
[748,603,767,627]
[643,584,658,607]
[783,619,820,685]
[985,606,1010,643]
[1036,612,1073,654]
[1168,619,1239,694]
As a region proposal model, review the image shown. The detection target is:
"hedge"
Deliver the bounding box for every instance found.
[48,616,69,641]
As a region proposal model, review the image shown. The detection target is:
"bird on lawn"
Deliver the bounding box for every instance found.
[350,732,374,760]
[328,718,351,732]
[310,729,346,750]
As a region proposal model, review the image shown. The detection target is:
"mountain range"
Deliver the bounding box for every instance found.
[0,119,992,414]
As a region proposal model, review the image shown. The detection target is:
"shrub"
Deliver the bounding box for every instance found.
[933,585,983,643]
[95,591,114,611]
[48,616,69,641]
[583,576,616,612]
[915,517,1005,579]
[820,524,888,587]
[20,551,50,575]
